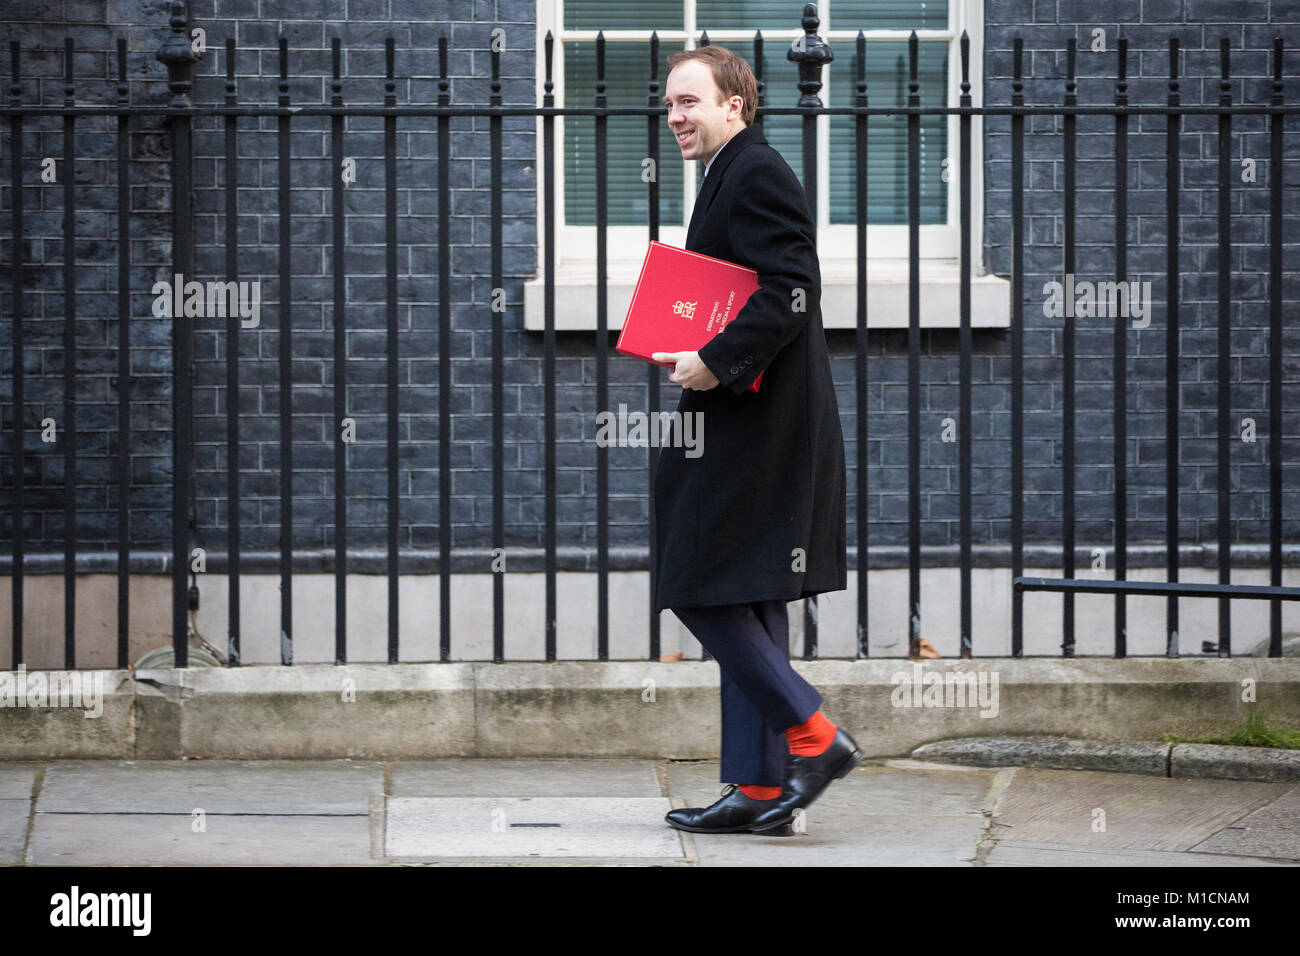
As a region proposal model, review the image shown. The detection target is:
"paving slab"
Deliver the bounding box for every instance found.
[28,813,378,866]
[0,765,36,800]
[664,759,996,865]
[380,796,685,861]
[983,843,1291,866]
[0,799,29,864]
[391,758,662,797]
[1189,783,1300,861]
[986,767,1290,852]
[5,756,1299,866]
[36,759,384,814]
[669,757,997,818]
[685,813,990,866]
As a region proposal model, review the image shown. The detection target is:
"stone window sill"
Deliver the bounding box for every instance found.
[522,257,1011,331]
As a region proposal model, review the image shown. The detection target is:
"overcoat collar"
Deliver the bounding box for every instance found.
[686,122,764,248]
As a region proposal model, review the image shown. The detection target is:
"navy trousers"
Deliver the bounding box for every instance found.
[671,599,823,786]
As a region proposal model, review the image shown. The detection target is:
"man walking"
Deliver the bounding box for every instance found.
[651,45,861,835]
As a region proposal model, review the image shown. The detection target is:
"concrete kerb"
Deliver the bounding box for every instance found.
[0,657,1296,767]
[911,736,1300,783]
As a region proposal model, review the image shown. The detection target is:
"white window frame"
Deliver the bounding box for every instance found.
[525,0,1010,330]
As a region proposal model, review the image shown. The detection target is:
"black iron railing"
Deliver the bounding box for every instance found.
[3,5,1298,668]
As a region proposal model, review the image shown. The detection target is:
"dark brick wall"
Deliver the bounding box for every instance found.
[4,0,1299,571]
[184,1,547,557]
[0,0,177,550]
[974,0,1300,549]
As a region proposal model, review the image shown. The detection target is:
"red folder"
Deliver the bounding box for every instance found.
[617,240,764,393]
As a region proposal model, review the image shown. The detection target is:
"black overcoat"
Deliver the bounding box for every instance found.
[652,122,847,613]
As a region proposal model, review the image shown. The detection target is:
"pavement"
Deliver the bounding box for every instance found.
[2,753,1297,866]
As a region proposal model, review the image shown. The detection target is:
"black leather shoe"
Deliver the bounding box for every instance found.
[748,728,865,833]
[665,784,794,834]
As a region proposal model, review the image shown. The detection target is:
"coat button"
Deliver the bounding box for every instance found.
[729,365,740,375]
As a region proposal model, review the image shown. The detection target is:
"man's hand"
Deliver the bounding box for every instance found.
[653,350,719,391]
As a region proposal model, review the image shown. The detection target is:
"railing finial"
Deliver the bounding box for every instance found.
[155,0,200,109]
[787,2,832,108]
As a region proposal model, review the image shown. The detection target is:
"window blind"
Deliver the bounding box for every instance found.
[563,0,949,31]
[563,40,688,227]
[693,0,948,30]
[562,1,952,227]
[829,42,949,225]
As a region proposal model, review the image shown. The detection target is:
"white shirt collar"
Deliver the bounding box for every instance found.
[703,132,733,178]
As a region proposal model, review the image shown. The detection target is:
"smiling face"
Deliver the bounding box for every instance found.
[664,58,744,167]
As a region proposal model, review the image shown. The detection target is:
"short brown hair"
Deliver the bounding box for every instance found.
[666,45,757,126]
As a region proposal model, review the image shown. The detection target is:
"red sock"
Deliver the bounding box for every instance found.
[784,710,837,756]
[738,784,782,800]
